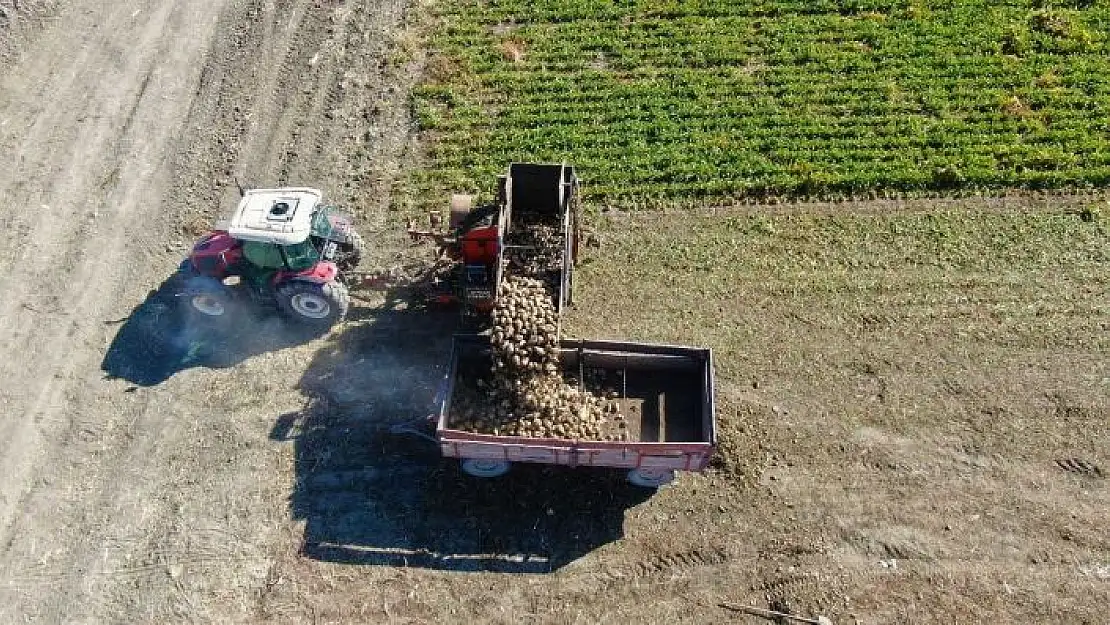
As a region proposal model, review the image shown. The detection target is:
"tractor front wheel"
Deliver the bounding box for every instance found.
[276,279,349,328]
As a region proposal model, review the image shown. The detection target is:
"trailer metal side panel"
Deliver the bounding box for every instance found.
[437,435,713,471]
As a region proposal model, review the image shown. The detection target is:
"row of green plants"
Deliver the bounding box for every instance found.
[410,0,1110,209]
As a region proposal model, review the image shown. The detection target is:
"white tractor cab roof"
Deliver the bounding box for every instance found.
[225,188,323,245]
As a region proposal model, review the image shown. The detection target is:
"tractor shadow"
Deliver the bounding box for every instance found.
[101,272,320,386]
[274,285,653,573]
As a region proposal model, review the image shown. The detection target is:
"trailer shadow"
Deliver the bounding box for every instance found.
[101,273,319,386]
[276,288,653,573]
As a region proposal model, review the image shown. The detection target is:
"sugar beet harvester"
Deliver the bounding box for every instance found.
[405,163,717,489]
[407,162,580,327]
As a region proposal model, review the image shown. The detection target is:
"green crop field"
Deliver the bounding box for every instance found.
[411,0,1110,209]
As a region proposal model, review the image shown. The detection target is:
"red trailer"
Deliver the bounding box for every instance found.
[434,336,716,488]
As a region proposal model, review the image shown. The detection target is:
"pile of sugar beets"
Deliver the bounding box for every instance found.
[450,276,630,441]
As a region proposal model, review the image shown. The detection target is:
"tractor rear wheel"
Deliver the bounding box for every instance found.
[276,279,349,328]
[182,275,233,320]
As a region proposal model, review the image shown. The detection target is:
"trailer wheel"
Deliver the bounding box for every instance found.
[461,458,511,478]
[627,468,676,488]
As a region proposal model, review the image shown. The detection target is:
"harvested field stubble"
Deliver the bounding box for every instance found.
[559,198,1109,622]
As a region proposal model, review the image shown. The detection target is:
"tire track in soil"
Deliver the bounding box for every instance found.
[0,0,192,550]
[0,0,289,621]
[594,546,734,584]
[1,0,421,622]
[255,0,413,226]
[1055,458,1103,479]
[31,0,301,611]
[262,1,337,186]
[0,2,237,622]
[167,0,272,227]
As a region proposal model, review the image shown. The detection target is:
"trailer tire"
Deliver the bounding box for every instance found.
[627,468,676,488]
[461,458,511,478]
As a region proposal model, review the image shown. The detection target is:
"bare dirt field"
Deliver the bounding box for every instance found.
[0,1,1107,624]
[0,1,423,622]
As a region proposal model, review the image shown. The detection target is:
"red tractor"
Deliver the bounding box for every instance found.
[177,187,363,330]
[406,162,580,325]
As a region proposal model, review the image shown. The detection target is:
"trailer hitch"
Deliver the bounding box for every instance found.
[388,415,438,444]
